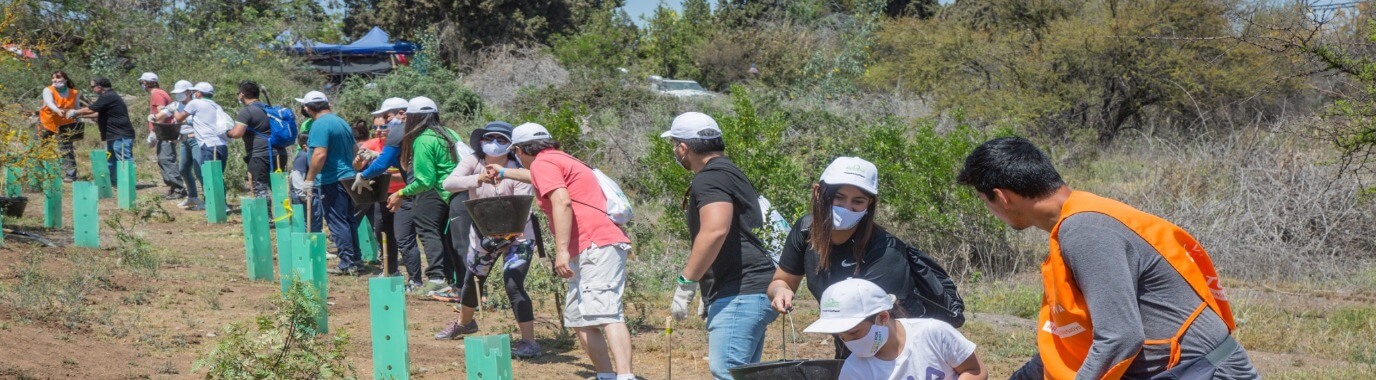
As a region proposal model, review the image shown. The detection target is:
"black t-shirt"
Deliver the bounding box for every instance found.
[687,157,776,303]
[236,102,273,157]
[777,215,920,314]
[87,90,134,141]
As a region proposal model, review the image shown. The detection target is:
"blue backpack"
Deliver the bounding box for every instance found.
[253,102,299,149]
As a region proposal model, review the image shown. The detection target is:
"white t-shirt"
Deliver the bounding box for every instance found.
[839,319,977,380]
[184,98,226,147]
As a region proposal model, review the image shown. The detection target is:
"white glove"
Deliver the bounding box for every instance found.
[145,133,156,146]
[350,173,373,192]
[146,114,156,123]
[301,180,315,197]
[65,109,76,118]
[670,279,698,321]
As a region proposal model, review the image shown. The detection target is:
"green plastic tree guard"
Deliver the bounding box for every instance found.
[369,276,410,380]
[202,161,226,224]
[279,202,307,294]
[116,161,136,209]
[43,176,62,229]
[359,215,378,263]
[242,197,273,281]
[4,167,22,197]
[464,335,514,380]
[89,150,113,199]
[293,231,328,334]
[269,172,289,223]
[72,181,100,248]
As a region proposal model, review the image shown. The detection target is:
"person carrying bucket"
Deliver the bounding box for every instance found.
[804,278,986,380]
[432,121,541,359]
[659,112,778,379]
[957,137,1257,379]
[767,156,966,358]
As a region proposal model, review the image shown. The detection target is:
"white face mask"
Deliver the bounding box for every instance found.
[673,144,690,170]
[175,92,188,102]
[843,316,890,358]
[53,80,66,88]
[482,140,510,156]
[831,205,867,230]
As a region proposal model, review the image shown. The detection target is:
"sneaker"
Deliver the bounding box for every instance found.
[512,339,541,358]
[417,280,448,294]
[404,281,425,294]
[166,191,186,200]
[188,204,205,211]
[326,266,360,276]
[179,197,203,210]
[433,320,478,340]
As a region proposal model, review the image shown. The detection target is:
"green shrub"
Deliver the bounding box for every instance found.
[334,65,484,128]
[195,281,356,380]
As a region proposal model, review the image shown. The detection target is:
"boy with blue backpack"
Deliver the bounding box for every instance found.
[230,81,297,202]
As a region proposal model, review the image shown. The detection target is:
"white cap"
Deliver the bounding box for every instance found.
[820,156,879,195]
[193,82,214,94]
[406,96,437,114]
[803,278,896,334]
[372,97,410,115]
[170,80,194,94]
[511,122,552,145]
[138,72,159,82]
[660,112,722,140]
[295,90,328,104]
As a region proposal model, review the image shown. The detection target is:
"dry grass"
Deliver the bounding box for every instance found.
[460,45,569,108]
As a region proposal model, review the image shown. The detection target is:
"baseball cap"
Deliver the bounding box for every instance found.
[406,96,438,114]
[803,278,896,334]
[511,123,552,145]
[660,112,722,140]
[820,156,880,195]
[138,72,159,82]
[193,82,214,94]
[371,97,409,115]
[482,121,515,139]
[170,80,193,94]
[295,90,328,104]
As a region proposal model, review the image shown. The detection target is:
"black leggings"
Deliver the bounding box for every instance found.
[459,243,534,323]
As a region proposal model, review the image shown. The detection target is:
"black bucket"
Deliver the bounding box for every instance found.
[729,359,844,380]
[0,196,28,218]
[151,122,183,141]
[341,174,391,208]
[464,195,533,237]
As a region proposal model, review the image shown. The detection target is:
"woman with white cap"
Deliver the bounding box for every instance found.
[431,121,541,358]
[386,97,469,294]
[804,278,985,380]
[156,80,204,210]
[767,156,966,358]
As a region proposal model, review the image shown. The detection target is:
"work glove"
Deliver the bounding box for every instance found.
[65,109,76,118]
[301,180,315,198]
[670,276,698,321]
[146,114,156,123]
[350,173,373,192]
[145,133,156,147]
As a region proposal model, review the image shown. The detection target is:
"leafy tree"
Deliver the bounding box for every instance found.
[342,0,598,66]
[550,2,641,73]
[639,0,713,80]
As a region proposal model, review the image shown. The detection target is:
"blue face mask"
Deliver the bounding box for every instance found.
[831,205,867,230]
[482,141,511,156]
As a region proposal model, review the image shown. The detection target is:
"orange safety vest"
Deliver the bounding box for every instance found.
[1039,191,1235,379]
[38,86,79,132]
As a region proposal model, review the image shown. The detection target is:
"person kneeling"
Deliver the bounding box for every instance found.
[805,279,986,380]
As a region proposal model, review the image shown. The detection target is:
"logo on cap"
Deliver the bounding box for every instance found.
[821,298,842,312]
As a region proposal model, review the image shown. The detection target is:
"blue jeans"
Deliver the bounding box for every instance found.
[105,138,133,186]
[196,145,228,206]
[178,139,201,198]
[706,293,779,380]
[320,182,361,270]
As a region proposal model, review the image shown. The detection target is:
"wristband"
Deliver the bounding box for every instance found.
[499,168,506,179]
[676,275,697,285]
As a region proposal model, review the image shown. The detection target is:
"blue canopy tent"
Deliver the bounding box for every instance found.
[280,27,416,77]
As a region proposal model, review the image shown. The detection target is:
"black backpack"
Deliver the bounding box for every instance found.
[900,244,966,327]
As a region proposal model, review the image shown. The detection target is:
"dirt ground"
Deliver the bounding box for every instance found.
[1,179,1374,379]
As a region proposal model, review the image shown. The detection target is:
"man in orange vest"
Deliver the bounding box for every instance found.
[956,137,1257,379]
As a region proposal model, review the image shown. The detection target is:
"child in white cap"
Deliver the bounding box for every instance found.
[805,278,986,380]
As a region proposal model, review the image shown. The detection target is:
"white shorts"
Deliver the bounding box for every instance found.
[564,243,630,328]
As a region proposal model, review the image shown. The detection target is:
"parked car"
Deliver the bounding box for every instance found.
[649,76,717,98]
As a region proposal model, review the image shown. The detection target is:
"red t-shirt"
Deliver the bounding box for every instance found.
[529,150,630,256]
[148,88,172,130]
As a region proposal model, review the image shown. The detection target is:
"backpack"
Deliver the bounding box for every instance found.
[252,103,299,149]
[903,244,967,327]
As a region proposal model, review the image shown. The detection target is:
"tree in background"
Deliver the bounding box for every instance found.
[341,0,599,67]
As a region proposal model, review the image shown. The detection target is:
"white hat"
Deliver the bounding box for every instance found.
[170,80,194,94]
[295,90,328,104]
[406,96,437,114]
[193,82,214,94]
[372,97,410,115]
[138,72,159,82]
[820,156,880,195]
[803,278,896,334]
[660,112,722,140]
[511,123,552,145]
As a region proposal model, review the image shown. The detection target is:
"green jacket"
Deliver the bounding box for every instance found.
[399,128,461,199]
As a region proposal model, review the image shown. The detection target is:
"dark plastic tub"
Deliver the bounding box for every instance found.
[464,195,534,237]
[0,196,28,218]
[151,122,183,141]
[728,359,844,380]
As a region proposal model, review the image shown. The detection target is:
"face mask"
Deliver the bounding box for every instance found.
[831,205,867,230]
[175,92,188,102]
[843,316,890,358]
[673,144,689,170]
[53,80,66,89]
[482,141,511,156]
[141,84,149,92]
